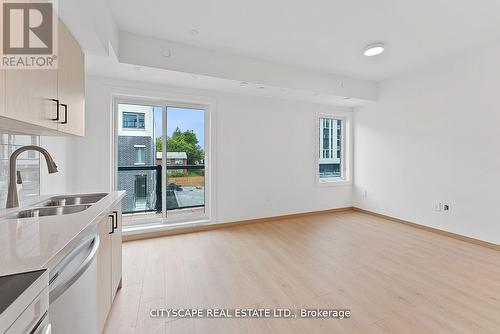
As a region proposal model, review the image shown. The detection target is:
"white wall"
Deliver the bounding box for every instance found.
[68,76,352,224]
[39,136,75,195]
[216,93,352,223]
[117,104,154,137]
[38,41,500,243]
[354,42,500,244]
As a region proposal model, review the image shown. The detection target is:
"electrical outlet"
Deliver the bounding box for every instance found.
[443,204,450,212]
[433,202,442,212]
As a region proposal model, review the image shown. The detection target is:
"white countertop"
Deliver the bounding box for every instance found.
[0,191,125,277]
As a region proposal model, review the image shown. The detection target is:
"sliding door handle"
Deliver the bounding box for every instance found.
[112,211,119,229]
[51,99,59,121]
[60,104,68,124]
[108,214,115,234]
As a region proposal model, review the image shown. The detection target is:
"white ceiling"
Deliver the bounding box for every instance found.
[86,54,369,107]
[106,0,500,81]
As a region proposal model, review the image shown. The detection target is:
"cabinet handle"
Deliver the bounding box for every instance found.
[51,99,60,121]
[60,104,68,124]
[113,211,119,229]
[108,214,115,234]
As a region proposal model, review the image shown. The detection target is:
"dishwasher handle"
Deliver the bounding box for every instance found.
[49,234,100,302]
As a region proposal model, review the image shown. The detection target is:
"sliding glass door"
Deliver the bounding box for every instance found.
[116,101,208,229]
[116,103,161,218]
[164,106,206,220]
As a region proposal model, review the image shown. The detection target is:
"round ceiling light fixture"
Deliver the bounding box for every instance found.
[364,43,385,57]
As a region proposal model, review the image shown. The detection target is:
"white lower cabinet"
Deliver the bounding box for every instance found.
[96,214,112,333]
[111,205,122,300]
[56,20,85,136]
[96,202,123,333]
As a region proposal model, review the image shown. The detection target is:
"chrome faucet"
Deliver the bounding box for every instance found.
[6,145,58,208]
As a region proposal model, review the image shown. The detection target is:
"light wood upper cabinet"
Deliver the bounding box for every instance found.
[0,17,85,136]
[0,0,4,117]
[4,68,59,130]
[0,68,4,117]
[0,1,4,117]
[57,21,85,136]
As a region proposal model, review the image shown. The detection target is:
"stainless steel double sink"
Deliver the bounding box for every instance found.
[6,193,108,219]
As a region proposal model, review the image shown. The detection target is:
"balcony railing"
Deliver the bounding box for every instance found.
[117,165,205,215]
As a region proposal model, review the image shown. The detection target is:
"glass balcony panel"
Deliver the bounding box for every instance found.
[117,167,160,214]
[166,167,205,212]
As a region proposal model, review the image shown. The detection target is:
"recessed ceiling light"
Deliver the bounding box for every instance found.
[189,28,199,36]
[364,43,385,57]
[133,66,142,71]
[258,86,265,90]
[239,82,249,87]
[343,97,351,100]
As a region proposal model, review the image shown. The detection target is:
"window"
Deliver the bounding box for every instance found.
[123,112,145,129]
[134,146,145,165]
[318,116,346,181]
[174,159,183,165]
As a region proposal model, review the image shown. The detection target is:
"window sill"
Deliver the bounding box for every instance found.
[317,178,352,187]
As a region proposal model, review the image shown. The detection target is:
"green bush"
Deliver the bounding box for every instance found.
[188,170,205,177]
[167,170,185,177]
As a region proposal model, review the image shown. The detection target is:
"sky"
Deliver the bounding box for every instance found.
[154,106,205,148]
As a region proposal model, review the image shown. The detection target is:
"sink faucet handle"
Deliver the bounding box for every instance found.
[16,171,23,185]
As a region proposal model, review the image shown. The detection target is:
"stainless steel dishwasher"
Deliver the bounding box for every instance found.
[0,270,51,334]
[48,226,100,334]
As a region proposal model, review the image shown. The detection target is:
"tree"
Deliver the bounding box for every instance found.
[155,137,162,153]
[156,127,205,164]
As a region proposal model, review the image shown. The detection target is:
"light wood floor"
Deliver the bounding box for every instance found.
[103,210,500,334]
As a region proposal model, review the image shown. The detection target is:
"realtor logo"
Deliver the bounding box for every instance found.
[1,1,58,69]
